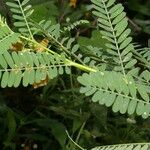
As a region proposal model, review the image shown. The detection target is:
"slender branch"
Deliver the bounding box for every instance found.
[20,35,97,73]
[29,18,85,65]
[66,130,86,150]
[75,122,86,145]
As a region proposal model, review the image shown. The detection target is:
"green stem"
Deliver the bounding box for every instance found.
[20,35,97,73]
[30,19,85,65]
[66,130,86,150]
[75,122,86,147]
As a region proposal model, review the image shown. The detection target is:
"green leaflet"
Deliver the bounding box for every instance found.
[137,84,150,102]
[3,51,15,68]
[78,71,150,118]
[1,71,9,88]
[140,70,150,81]
[127,100,137,115]
[64,20,89,32]
[0,17,20,54]
[8,71,16,87]
[91,143,150,150]
[0,51,71,88]
[21,0,30,6]
[107,0,116,7]
[6,0,34,37]
[92,0,136,75]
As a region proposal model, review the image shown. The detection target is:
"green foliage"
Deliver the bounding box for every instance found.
[92,143,150,150]
[91,0,137,75]
[0,16,20,54]
[6,0,34,38]
[64,20,89,32]
[78,30,107,49]
[0,51,70,87]
[78,71,150,118]
[0,0,149,149]
[31,1,58,23]
[127,0,150,35]
[36,19,61,40]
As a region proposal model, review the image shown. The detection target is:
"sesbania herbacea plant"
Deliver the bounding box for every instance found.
[0,0,149,149]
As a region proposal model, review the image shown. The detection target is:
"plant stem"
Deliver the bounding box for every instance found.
[66,130,86,150]
[20,35,97,73]
[75,122,86,147]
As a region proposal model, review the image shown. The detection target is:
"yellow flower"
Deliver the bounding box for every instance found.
[69,0,77,8]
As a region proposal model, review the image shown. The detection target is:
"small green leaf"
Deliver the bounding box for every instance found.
[121,44,134,56]
[12,52,22,67]
[51,67,58,78]
[67,38,75,49]
[29,69,35,84]
[80,86,91,94]
[112,96,123,113]
[72,44,79,53]
[35,69,42,83]
[140,70,150,81]
[8,71,16,87]
[118,29,131,43]
[31,52,40,67]
[127,76,137,98]
[142,104,150,119]
[1,71,9,88]
[123,53,132,62]
[92,90,103,102]
[13,15,24,20]
[23,70,30,87]
[65,66,71,74]
[112,12,126,25]
[14,71,22,87]
[125,59,137,69]
[120,98,129,114]
[93,5,106,14]
[14,21,26,27]
[110,6,124,19]
[137,84,149,102]
[127,100,137,115]
[10,8,21,14]
[119,37,132,50]
[136,102,145,115]
[109,4,122,13]
[26,9,34,17]
[3,51,14,68]
[115,19,128,36]
[21,0,30,6]
[0,54,8,68]
[6,2,19,8]
[23,5,32,11]
[107,0,116,7]
[58,66,64,75]
[92,11,108,20]
[85,88,96,96]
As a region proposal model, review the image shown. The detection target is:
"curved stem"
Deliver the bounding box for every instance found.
[30,19,85,65]
[66,130,86,150]
[20,35,97,73]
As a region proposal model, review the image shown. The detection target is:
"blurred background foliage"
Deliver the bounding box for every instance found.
[0,0,149,150]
